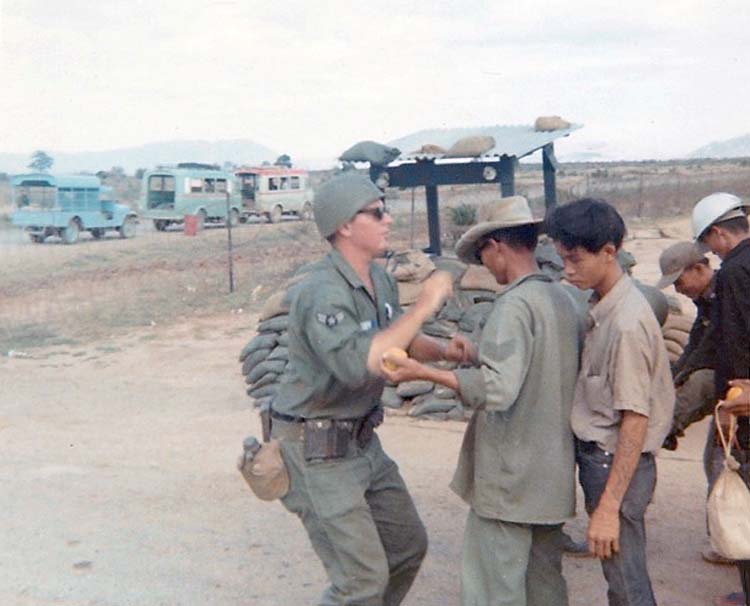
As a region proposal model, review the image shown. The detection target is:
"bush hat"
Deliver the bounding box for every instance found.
[656,241,707,289]
[455,196,542,265]
[313,173,383,238]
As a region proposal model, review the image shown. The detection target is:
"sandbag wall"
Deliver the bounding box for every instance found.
[239,250,504,420]
[239,249,692,420]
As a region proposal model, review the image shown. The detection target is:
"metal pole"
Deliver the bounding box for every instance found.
[410,188,415,249]
[226,192,235,293]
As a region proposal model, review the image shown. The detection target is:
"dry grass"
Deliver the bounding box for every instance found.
[2,158,749,351]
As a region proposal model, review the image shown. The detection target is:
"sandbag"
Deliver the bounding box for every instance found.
[411,144,446,155]
[534,116,571,132]
[444,136,496,158]
[339,140,401,165]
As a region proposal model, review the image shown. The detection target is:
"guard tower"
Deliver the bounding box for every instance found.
[362,123,581,255]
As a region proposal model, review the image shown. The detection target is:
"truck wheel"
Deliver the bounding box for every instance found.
[228,208,240,227]
[90,228,105,239]
[119,216,137,239]
[29,234,45,244]
[62,219,80,244]
[269,205,283,224]
[196,210,208,231]
[300,202,313,221]
[154,220,168,231]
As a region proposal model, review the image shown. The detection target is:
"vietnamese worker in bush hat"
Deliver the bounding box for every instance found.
[383,194,581,606]
[455,195,544,265]
[270,171,465,605]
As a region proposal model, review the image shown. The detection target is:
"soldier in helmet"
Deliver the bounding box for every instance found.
[692,193,750,606]
[269,172,457,606]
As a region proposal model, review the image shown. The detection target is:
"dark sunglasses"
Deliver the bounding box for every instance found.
[357,205,390,221]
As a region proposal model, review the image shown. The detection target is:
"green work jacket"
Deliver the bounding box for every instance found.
[451,273,581,524]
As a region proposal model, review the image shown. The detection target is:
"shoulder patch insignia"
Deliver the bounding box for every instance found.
[317,312,344,328]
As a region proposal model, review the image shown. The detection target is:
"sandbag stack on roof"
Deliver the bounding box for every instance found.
[534,116,572,132]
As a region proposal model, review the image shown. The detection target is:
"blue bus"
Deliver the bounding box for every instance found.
[140,164,242,231]
[11,174,138,244]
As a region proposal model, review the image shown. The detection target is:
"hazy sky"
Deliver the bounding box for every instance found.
[2,0,749,164]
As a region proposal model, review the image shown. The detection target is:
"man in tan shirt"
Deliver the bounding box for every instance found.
[547,198,675,606]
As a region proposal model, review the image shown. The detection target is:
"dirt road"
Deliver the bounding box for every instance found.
[0,308,741,606]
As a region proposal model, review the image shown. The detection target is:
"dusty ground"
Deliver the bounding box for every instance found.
[0,213,743,605]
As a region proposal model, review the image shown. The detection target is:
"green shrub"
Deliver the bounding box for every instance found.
[448,203,477,226]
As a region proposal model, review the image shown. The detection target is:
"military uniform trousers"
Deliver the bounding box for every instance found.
[460,509,567,606]
[276,429,427,606]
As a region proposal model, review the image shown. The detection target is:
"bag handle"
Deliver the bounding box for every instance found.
[714,402,738,461]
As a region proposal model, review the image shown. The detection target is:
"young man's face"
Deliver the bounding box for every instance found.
[348,199,392,256]
[554,242,614,291]
[673,263,712,300]
[700,227,730,260]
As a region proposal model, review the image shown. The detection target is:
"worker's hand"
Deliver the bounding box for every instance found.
[587,499,620,559]
[719,379,750,417]
[444,334,477,365]
[416,271,453,315]
[381,352,429,384]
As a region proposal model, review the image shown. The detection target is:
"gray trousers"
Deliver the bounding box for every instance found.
[460,509,567,606]
[577,441,657,606]
[276,431,427,606]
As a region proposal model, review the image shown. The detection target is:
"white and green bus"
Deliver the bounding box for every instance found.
[140,163,242,231]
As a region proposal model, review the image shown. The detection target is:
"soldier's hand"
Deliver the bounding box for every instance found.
[444,334,477,365]
[417,271,453,314]
[381,353,429,384]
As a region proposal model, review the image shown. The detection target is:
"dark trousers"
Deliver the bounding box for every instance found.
[732,447,750,605]
[576,440,657,606]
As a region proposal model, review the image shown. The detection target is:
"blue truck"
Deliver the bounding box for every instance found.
[11,174,138,244]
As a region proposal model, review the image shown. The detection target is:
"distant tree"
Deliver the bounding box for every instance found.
[274,154,292,168]
[134,168,146,179]
[28,150,54,173]
[109,166,125,178]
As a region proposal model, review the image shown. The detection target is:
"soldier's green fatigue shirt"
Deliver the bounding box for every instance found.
[451,273,581,524]
[275,248,401,419]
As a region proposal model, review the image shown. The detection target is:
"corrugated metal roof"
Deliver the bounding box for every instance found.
[387,123,582,163]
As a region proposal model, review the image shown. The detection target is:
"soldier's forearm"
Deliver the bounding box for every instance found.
[366,303,437,375]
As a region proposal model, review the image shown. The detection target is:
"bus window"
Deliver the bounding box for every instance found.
[269,177,278,191]
[291,176,300,189]
[190,178,203,193]
[149,176,175,192]
[216,179,227,193]
[205,179,216,193]
[280,177,289,190]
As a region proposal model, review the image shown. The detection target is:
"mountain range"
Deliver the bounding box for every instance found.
[0,139,278,175]
[688,134,750,159]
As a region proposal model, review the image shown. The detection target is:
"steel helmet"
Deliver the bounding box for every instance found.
[691,192,748,241]
[313,173,383,238]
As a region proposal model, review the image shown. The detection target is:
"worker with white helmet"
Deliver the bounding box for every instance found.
[692,192,750,606]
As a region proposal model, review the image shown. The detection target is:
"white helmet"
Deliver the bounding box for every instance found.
[691,192,749,241]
